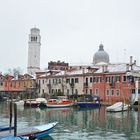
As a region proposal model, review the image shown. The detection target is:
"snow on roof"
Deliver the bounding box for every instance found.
[37,63,140,78]
[66,69,89,75]
[55,70,65,76]
[95,63,140,73]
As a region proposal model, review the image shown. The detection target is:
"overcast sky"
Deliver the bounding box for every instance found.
[0,0,140,73]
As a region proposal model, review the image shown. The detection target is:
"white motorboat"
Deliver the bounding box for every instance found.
[15,100,25,106]
[24,98,47,107]
[106,102,129,112]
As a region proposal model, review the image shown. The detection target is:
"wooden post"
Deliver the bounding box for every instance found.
[14,103,17,136]
[9,101,12,131]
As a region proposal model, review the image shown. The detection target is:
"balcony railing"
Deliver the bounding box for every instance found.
[84,82,88,88]
[70,83,74,88]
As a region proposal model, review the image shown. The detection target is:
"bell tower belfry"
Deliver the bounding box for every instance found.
[27,27,41,75]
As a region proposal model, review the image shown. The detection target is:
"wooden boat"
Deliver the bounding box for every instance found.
[1,122,58,139]
[24,98,47,107]
[47,99,74,108]
[19,122,58,139]
[106,102,129,112]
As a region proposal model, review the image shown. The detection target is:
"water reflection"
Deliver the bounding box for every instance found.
[1,102,140,140]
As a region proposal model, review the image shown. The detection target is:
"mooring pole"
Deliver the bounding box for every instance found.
[14,103,17,136]
[9,101,12,132]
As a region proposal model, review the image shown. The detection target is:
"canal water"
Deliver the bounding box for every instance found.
[0,102,140,140]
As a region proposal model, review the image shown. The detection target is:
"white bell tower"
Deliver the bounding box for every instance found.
[27,27,41,75]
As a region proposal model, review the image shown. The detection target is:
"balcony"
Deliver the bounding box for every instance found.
[70,82,74,88]
[110,82,115,88]
[84,82,88,88]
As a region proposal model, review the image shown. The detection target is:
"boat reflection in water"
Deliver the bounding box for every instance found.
[1,102,140,140]
[43,135,54,140]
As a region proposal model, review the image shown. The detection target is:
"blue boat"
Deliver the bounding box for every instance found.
[76,96,100,108]
[0,136,27,140]
[1,122,58,140]
[19,122,58,139]
[76,102,100,107]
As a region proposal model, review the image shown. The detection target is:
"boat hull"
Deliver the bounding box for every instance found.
[15,100,24,106]
[47,103,73,108]
[19,122,58,138]
[106,102,129,112]
[76,102,100,107]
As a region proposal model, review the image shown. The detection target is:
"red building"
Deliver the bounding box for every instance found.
[3,74,37,99]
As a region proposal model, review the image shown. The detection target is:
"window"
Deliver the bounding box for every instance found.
[95,88,99,95]
[72,88,74,94]
[111,76,115,83]
[106,77,110,82]
[18,82,20,87]
[93,77,96,83]
[67,89,69,94]
[116,90,120,96]
[90,77,92,83]
[71,78,74,84]
[86,89,88,94]
[42,89,44,93]
[66,79,70,83]
[59,79,61,83]
[75,78,79,83]
[30,81,32,87]
[106,90,110,96]
[123,76,127,82]
[111,90,114,96]
[97,77,102,83]
[42,80,44,84]
[90,89,92,95]
[116,76,121,82]
[86,78,88,83]
[75,89,78,94]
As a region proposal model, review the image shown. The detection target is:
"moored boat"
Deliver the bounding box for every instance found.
[24,98,47,107]
[76,101,100,108]
[15,100,25,106]
[1,122,58,140]
[106,102,129,112]
[47,99,74,108]
[76,95,100,108]
[19,122,58,139]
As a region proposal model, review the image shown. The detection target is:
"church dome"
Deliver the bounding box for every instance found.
[93,44,109,64]
[31,27,40,35]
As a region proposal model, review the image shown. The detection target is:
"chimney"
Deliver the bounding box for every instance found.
[130,56,133,65]
[126,64,129,71]
[134,60,136,65]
